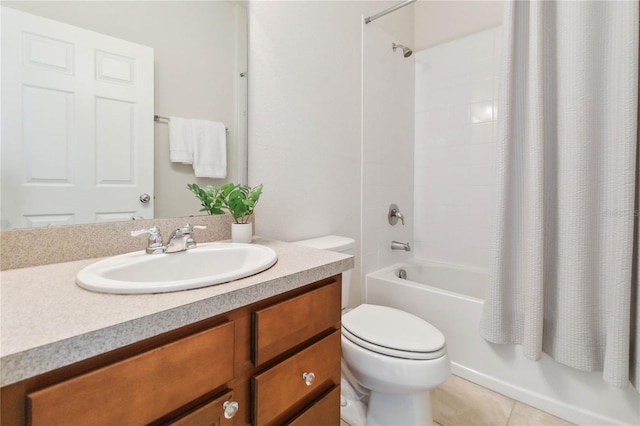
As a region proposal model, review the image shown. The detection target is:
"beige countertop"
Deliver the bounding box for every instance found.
[0,238,353,387]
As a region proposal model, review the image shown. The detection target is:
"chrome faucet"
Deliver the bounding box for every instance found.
[391,241,411,251]
[131,224,206,254]
[388,204,405,226]
[131,226,165,254]
[165,224,206,253]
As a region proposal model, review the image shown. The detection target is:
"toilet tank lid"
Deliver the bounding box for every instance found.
[292,235,355,253]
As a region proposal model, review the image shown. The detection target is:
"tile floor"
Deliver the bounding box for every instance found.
[340,375,574,426]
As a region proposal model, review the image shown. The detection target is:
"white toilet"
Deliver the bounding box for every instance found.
[293,236,451,426]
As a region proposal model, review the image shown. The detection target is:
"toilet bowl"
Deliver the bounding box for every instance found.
[292,236,450,426]
[342,304,450,425]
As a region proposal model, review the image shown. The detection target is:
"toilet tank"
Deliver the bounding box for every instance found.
[292,235,355,309]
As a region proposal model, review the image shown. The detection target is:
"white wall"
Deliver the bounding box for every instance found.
[248,0,364,304]
[3,1,244,219]
[414,0,503,50]
[248,0,362,240]
[248,1,415,306]
[413,27,501,269]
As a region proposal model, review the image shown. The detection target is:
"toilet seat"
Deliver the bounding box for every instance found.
[341,304,446,360]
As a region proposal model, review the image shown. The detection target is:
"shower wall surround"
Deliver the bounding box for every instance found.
[413,27,501,268]
[362,23,415,278]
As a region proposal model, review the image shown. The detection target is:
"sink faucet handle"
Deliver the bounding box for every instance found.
[181,224,207,250]
[131,226,165,254]
[178,224,207,233]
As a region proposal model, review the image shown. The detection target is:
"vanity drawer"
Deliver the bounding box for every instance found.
[27,321,235,426]
[252,278,341,365]
[166,390,235,426]
[251,330,341,426]
[285,385,340,426]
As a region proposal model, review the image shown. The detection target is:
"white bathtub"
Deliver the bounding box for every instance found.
[365,259,640,426]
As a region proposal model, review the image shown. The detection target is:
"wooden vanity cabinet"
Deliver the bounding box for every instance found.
[0,275,342,426]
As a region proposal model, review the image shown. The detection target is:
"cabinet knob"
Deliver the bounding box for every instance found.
[223,400,239,419]
[302,371,315,386]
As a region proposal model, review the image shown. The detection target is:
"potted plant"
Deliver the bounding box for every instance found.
[187,182,263,243]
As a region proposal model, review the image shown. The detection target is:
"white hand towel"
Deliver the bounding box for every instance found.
[168,116,194,164]
[192,119,227,178]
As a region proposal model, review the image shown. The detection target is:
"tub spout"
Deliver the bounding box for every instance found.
[391,241,411,251]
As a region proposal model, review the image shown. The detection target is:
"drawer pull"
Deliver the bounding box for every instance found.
[223,400,239,419]
[302,371,316,386]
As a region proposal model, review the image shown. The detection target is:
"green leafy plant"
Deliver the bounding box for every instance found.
[187,183,263,224]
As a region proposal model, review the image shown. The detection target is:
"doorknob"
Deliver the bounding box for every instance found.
[139,193,151,203]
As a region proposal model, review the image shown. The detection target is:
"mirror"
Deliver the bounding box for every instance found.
[1,1,248,229]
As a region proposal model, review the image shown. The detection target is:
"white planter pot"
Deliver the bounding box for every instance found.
[232,222,253,243]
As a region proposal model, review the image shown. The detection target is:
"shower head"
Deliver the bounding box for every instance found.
[392,42,413,58]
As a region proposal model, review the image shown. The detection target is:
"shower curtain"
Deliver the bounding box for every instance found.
[479,0,639,389]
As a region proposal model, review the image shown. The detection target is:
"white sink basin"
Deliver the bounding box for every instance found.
[76,243,278,294]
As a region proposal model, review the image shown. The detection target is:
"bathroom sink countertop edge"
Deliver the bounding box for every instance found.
[0,237,354,387]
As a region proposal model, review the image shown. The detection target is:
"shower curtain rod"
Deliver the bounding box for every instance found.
[364,0,417,24]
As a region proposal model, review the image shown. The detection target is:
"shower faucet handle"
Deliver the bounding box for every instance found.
[388,204,405,226]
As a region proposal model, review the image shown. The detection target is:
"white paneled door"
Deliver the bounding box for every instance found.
[1,6,154,229]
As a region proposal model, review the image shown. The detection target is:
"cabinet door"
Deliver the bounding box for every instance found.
[251,331,341,426]
[28,322,234,426]
[167,390,237,426]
